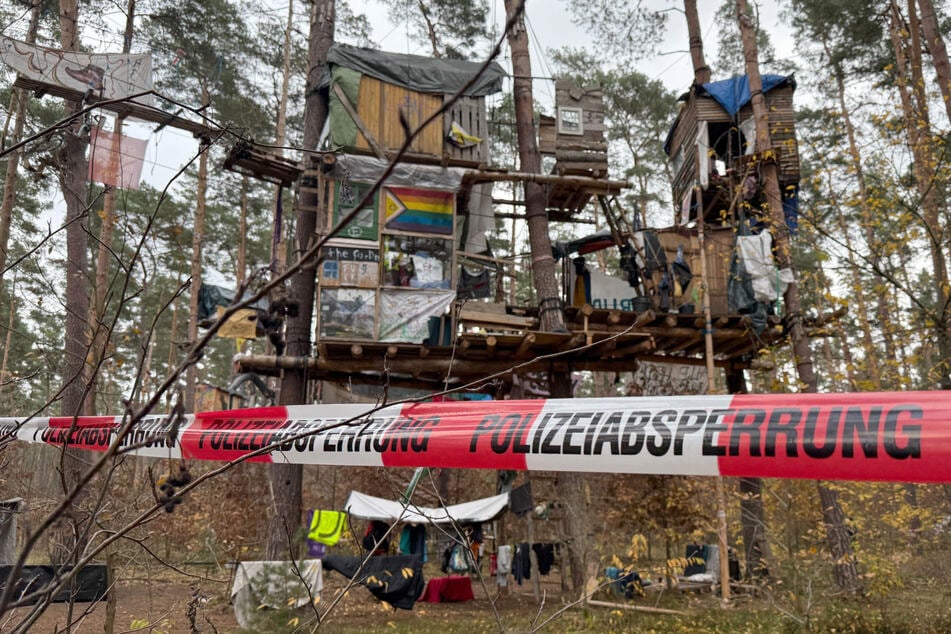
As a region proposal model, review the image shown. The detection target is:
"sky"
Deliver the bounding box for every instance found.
[2,1,800,236]
[127,0,797,192]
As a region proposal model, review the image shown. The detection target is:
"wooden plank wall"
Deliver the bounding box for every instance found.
[443,95,488,164]
[668,85,799,217]
[737,86,798,183]
[656,227,734,315]
[554,80,608,175]
[356,76,443,156]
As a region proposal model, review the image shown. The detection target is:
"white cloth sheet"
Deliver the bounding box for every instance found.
[231,559,323,629]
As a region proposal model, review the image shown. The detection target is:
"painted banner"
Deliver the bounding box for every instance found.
[88,128,148,190]
[384,187,454,235]
[631,360,711,397]
[0,391,947,483]
[0,36,153,105]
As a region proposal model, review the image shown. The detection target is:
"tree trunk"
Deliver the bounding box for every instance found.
[184,108,209,413]
[504,0,565,333]
[684,0,711,85]
[917,0,951,126]
[825,43,896,388]
[906,0,951,387]
[888,0,951,389]
[165,274,182,411]
[549,372,592,597]
[736,0,860,594]
[505,0,590,598]
[266,0,336,561]
[51,0,92,566]
[270,0,294,276]
[0,4,40,300]
[237,175,249,288]
[88,0,136,416]
[726,370,770,578]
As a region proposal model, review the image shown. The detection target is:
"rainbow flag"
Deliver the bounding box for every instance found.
[384,187,454,235]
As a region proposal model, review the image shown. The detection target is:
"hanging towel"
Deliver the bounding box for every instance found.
[497,545,512,575]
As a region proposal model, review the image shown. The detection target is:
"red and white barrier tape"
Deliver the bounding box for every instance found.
[1,391,947,483]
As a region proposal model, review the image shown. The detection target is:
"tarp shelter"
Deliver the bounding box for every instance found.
[696,74,795,117]
[322,44,506,97]
[320,44,504,162]
[345,491,509,525]
[663,73,796,155]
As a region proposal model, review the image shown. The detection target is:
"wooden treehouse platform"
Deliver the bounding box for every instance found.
[220,67,816,395]
[13,76,218,138]
[235,305,788,392]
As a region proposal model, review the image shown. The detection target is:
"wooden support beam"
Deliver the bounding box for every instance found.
[332,83,387,160]
[588,336,618,357]
[462,169,627,192]
[669,333,702,354]
[559,333,587,352]
[634,310,656,327]
[234,354,321,374]
[610,338,655,358]
[585,599,686,616]
[486,335,498,358]
[716,336,757,358]
[515,333,536,359]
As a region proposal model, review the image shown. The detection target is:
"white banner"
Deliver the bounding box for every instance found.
[0,36,153,105]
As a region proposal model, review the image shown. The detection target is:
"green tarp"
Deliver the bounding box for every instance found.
[328,65,362,149]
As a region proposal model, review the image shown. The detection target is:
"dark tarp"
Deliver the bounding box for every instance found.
[697,74,795,117]
[197,283,268,322]
[321,43,506,97]
[552,230,615,261]
[322,554,424,610]
[0,564,107,604]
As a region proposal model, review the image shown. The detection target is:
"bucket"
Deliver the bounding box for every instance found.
[631,296,652,313]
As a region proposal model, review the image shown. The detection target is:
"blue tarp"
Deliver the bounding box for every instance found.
[698,74,795,117]
[664,74,795,155]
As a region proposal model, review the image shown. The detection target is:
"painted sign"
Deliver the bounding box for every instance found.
[0,36,153,105]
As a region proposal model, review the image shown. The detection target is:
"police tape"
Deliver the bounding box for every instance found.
[0,391,948,483]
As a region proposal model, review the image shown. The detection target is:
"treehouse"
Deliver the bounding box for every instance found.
[664,74,799,227]
[321,43,505,166]
[227,52,804,394]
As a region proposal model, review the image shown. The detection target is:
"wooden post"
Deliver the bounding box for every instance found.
[525,501,541,603]
[267,0,336,561]
[696,185,730,602]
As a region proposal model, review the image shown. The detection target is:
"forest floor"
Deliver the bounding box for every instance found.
[4,559,951,633]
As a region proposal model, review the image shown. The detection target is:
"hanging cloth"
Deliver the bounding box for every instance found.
[307,510,347,547]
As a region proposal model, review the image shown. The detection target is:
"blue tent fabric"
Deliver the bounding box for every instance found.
[698,74,795,117]
[664,74,795,155]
